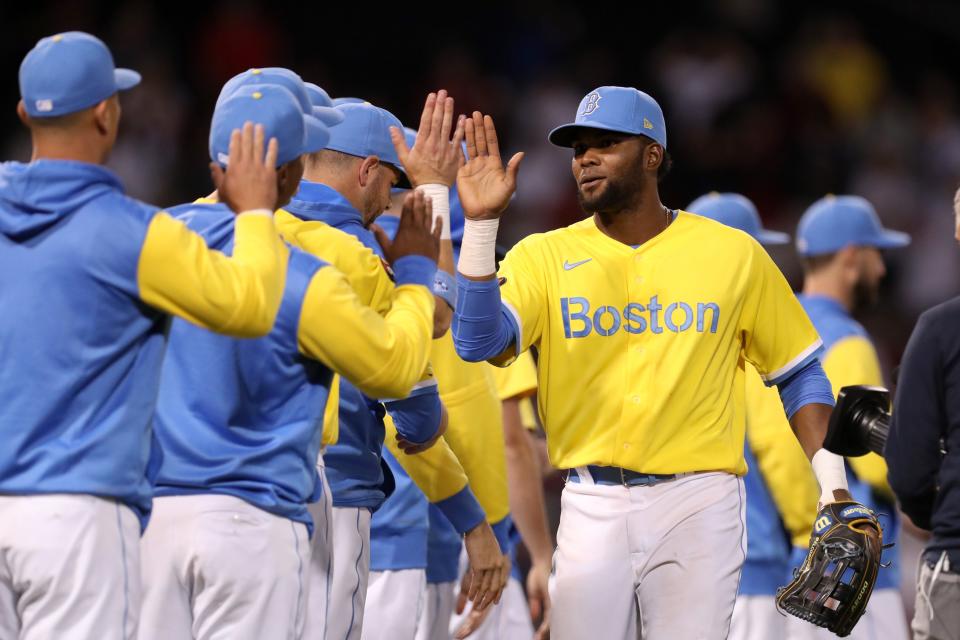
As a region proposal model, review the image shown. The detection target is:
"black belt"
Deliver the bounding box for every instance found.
[568,465,687,487]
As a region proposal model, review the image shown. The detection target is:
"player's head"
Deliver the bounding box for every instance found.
[217,67,344,128]
[17,31,141,163]
[548,86,670,214]
[686,192,789,246]
[303,101,409,225]
[209,84,329,208]
[797,195,910,308]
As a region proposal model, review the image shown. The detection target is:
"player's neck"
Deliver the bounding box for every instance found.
[593,191,671,247]
[802,277,853,312]
[30,131,109,165]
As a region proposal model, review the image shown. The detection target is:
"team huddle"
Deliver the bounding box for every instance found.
[0,31,908,640]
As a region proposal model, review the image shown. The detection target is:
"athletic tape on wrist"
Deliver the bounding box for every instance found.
[458,218,500,277]
[238,208,274,218]
[416,183,451,240]
[811,448,849,504]
[433,270,457,310]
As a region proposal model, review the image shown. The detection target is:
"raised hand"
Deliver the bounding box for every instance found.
[456,111,524,220]
[210,122,280,214]
[371,190,442,264]
[390,89,466,188]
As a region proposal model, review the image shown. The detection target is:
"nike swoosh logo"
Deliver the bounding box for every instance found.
[563,258,592,271]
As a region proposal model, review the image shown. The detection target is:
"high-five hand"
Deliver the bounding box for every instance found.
[390,89,466,188]
[456,111,524,220]
[210,122,280,214]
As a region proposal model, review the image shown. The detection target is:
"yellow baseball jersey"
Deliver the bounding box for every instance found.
[744,364,820,547]
[275,209,472,504]
[488,351,538,402]
[518,397,538,431]
[496,212,822,474]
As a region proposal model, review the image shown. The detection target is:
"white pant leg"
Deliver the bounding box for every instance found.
[549,481,640,640]
[636,473,746,640]
[0,494,140,640]
[785,588,909,640]
[140,495,310,640]
[362,569,426,640]
[728,595,783,640]
[415,581,456,640]
[139,497,193,640]
[498,577,535,640]
[322,506,372,640]
[304,464,335,640]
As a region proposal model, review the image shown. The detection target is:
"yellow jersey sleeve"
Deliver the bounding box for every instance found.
[432,331,510,524]
[497,237,549,357]
[137,212,287,337]
[383,414,469,502]
[744,364,819,547]
[488,350,538,401]
[740,241,822,383]
[297,266,435,401]
[822,336,894,501]
[322,375,341,446]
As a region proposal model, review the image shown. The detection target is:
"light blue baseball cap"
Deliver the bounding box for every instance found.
[19,31,141,118]
[796,195,911,257]
[209,84,329,168]
[332,97,365,106]
[548,86,667,149]
[217,67,344,127]
[687,192,789,246]
[325,102,409,187]
[305,82,333,107]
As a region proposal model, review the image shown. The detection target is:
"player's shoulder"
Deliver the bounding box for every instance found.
[276,209,380,265]
[676,210,761,249]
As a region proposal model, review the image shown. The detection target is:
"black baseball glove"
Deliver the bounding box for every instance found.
[775,501,883,637]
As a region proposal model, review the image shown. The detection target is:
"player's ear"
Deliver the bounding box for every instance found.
[358,155,380,188]
[92,98,115,136]
[645,142,663,173]
[16,100,30,126]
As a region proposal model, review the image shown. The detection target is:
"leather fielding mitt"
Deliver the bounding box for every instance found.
[776,501,883,637]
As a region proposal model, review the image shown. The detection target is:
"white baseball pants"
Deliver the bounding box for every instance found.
[549,471,746,640]
[415,581,456,640]
[139,494,310,640]
[0,494,140,640]
[728,595,783,640]
[449,575,534,640]
[309,506,372,640]
[362,568,426,640]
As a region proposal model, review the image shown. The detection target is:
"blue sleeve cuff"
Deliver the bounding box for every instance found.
[491,515,513,553]
[777,358,835,420]
[452,275,519,362]
[384,388,442,445]
[393,255,437,288]
[433,270,457,310]
[434,486,486,534]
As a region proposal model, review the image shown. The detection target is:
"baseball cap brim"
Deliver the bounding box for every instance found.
[313,105,344,126]
[303,115,330,154]
[756,229,791,246]
[548,122,645,148]
[114,68,141,91]
[873,229,911,249]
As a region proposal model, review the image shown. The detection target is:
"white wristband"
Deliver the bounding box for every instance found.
[416,183,451,240]
[237,208,274,218]
[811,448,849,505]
[458,218,500,277]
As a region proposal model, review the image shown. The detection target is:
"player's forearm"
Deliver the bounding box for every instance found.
[138,211,288,337]
[503,400,554,565]
[384,388,443,445]
[298,257,436,399]
[452,277,518,363]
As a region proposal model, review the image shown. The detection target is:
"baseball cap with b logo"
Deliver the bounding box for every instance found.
[19,31,141,118]
[548,86,667,149]
[324,102,410,188]
[796,195,910,257]
[209,84,329,168]
[217,68,344,128]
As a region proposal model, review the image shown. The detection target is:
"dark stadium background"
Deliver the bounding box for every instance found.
[4,0,958,616]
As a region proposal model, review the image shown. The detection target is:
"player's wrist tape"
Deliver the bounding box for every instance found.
[433,270,457,310]
[458,218,499,277]
[416,183,451,240]
[811,448,849,505]
[238,208,274,218]
[392,255,437,289]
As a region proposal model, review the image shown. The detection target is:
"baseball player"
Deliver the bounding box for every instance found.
[686,192,821,640]
[0,32,289,639]
[782,195,911,640]
[449,87,866,640]
[277,92,506,640]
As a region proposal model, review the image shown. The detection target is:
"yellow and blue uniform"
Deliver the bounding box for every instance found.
[454,212,825,476]
[278,182,486,536]
[0,160,286,529]
[151,200,436,534]
[787,294,900,590]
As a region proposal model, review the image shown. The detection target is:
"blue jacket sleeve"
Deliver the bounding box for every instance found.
[887,311,944,530]
[383,385,442,445]
[434,485,486,534]
[451,275,519,362]
[776,358,835,420]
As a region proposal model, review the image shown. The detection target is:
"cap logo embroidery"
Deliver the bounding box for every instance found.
[581,92,602,116]
[35,99,53,112]
[643,118,654,130]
